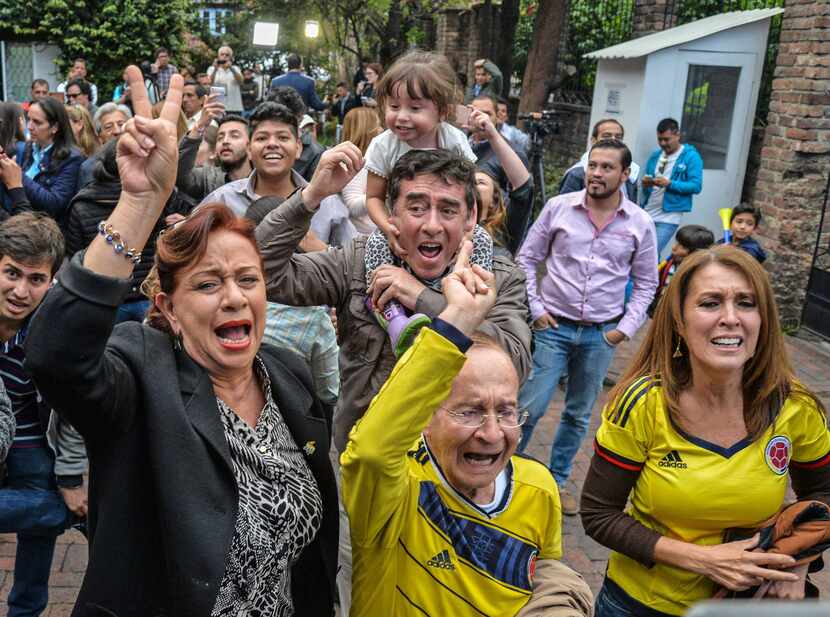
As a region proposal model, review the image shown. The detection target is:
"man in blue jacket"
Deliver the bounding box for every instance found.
[269,53,327,112]
[640,118,703,254]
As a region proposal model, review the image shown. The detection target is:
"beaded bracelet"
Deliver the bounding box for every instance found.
[97,221,142,265]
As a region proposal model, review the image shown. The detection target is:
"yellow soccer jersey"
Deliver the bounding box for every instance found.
[342,327,562,617]
[595,377,830,616]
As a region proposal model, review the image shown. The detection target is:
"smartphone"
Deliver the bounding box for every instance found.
[210,86,226,105]
[454,104,472,128]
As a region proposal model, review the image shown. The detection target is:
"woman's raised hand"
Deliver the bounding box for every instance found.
[116,65,183,202]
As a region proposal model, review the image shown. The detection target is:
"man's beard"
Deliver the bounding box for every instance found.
[587,182,620,200]
[220,153,249,173]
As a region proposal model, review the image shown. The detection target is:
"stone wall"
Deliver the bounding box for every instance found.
[546,102,592,170]
[749,0,830,327]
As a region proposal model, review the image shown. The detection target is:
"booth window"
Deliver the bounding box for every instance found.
[681,65,741,170]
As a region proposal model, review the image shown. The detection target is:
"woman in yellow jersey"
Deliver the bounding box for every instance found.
[581,245,830,616]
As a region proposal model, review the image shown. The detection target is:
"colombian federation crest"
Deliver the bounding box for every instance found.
[764,435,791,475]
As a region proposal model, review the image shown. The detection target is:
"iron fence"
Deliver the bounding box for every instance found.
[556,0,635,102]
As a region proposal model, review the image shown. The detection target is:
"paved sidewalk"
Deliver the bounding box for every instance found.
[1,332,829,615]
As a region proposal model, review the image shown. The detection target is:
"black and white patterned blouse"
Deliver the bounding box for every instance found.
[211,358,323,617]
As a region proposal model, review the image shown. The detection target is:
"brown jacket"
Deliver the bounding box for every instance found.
[517,559,595,617]
[256,191,533,451]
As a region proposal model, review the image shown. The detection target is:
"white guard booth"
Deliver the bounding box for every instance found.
[584,8,784,244]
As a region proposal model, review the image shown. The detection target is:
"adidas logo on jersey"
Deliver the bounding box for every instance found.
[658,450,687,469]
[427,550,455,570]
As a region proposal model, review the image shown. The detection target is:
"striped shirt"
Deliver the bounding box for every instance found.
[1,325,44,448]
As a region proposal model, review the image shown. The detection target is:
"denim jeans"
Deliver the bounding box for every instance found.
[0,445,71,617]
[115,299,151,324]
[654,222,679,257]
[595,582,637,617]
[517,321,617,486]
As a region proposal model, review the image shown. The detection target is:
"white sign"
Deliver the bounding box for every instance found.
[605,82,625,115]
[253,22,279,47]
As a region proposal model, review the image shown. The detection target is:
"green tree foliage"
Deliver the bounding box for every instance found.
[513,0,634,94]
[0,0,194,98]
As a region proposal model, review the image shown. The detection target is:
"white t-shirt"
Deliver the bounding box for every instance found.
[207,65,244,112]
[645,145,684,225]
[364,122,477,179]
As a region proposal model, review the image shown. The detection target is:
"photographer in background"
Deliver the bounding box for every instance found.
[207,46,244,115]
[114,66,160,109]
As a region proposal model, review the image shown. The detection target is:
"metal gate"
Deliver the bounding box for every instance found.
[802,174,830,340]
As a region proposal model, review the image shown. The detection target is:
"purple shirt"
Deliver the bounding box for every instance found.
[516,190,657,339]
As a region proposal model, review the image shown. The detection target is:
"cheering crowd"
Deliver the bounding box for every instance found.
[0,44,827,617]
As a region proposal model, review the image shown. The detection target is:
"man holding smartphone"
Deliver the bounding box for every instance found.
[640,118,703,255]
[207,45,244,115]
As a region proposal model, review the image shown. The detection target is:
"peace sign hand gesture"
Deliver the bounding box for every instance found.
[438,240,496,337]
[116,65,183,203]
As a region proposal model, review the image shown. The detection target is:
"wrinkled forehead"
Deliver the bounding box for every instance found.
[394,174,469,210]
[444,347,519,406]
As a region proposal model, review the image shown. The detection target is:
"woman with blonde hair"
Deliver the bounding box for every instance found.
[340,106,382,234]
[582,245,830,616]
[66,104,99,157]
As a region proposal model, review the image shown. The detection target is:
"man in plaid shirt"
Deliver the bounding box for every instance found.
[151,48,178,95]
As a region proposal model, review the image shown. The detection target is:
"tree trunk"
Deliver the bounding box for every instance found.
[380,0,404,65]
[495,0,520,97]
[518,0,567,115]
[479,0,494,60]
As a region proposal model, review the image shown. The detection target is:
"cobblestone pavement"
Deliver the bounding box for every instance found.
[2,332,830,615]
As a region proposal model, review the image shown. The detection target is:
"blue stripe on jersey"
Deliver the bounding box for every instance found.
[610,376,650,424]
[418,482,536,592]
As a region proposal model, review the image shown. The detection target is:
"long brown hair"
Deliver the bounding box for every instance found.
[65,105,99,157]
[342,107,382,155]
[609,245,825,439]
[475,171,506,246]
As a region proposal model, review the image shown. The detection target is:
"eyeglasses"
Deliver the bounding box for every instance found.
[441,407,529,428]
[66,92,81,99]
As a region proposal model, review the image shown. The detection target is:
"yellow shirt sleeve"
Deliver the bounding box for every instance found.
[340,327,467,547]
[595,377,659,470]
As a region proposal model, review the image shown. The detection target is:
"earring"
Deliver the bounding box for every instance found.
[173,332,183,351]
[673,338,683,358]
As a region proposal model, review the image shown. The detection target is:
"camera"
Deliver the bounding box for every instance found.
[139,61,157,83]
[517,109,561,138]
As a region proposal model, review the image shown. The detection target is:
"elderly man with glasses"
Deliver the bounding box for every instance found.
[340,240,592,617]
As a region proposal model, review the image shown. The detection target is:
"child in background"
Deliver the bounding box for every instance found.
[362,50,493,355]
[720,204,767,263]
[649,224,714,316]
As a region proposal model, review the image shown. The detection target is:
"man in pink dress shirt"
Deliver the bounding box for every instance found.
[515,139,658,514]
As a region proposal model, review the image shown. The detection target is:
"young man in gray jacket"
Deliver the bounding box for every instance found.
[0,212,88,617]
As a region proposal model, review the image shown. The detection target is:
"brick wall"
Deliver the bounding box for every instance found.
[749,0,830,327]
[435,6,499,89]
[632,0,676,37]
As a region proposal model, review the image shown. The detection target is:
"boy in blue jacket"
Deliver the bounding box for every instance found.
[718,204,767,263]
[640,118,704,254]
